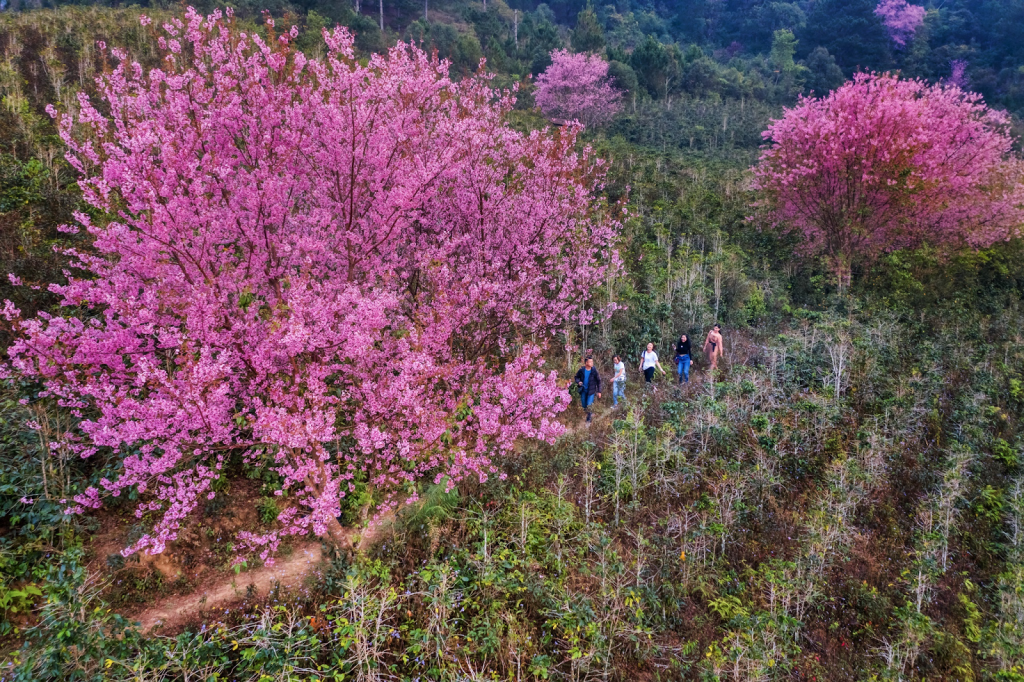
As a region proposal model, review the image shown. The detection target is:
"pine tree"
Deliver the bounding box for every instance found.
[570,6,605,54]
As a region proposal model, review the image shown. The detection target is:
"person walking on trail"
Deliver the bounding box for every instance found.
[703,324,724,371]
[611,355,626,407]
[674,333,692,384]
[568,355,601,423]
[638,343,666,389]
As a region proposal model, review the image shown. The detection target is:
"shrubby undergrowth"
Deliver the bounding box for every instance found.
[0,6,1022,682]
[2,294,1022,680]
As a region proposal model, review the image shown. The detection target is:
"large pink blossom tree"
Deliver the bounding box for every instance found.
[534,49,622,128]
[753,72,1024,287]
[874,0,926,48]
[4,9,621,562]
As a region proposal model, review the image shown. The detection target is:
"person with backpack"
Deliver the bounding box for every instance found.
[638,342,667,389]
[568,355,601,423]
[674,333,692,384]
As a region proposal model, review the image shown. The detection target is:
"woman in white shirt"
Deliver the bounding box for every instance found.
[612,355,626,407]
[638,342,667,387]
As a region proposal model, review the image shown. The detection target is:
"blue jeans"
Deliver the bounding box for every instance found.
[581,392,595,409]
[613,381,625,405]
[676,355,691,383]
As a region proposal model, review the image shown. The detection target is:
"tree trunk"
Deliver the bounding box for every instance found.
[323,515,351,547]
[829,254,851,296]
[379,0,384,31]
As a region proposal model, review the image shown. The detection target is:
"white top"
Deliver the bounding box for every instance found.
[641,351,659,370]
[613,361,625,382]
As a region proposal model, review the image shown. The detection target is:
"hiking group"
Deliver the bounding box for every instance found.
[568,325,725,424]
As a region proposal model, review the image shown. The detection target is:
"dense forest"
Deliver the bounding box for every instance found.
[3,0,1021,114]
[0,0,1022,681]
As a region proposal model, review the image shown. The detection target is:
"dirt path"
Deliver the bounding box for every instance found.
[135,542,325,632]
[130,344,744,633]
[133,520,390,633]
[572,362,710,429]
[563,335,762,434]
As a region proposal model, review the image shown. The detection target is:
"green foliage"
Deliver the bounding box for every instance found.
[336,474,374,528]
[606,58,638,102]
[994,438,1019,468]
[770,28,798,72]
[256,497,279,525]
[398,480,459,532]
[0,581,41,617]
[959,591,983,643]
[975,485,1006,524]
[805,46,846,95]
[1,4,1024,680]
[5,299,1023,680]
[708,593,747,622]
[570,6,604,54]
[803,0,892,74]
[629,35,678,99]
[9,548,159,681]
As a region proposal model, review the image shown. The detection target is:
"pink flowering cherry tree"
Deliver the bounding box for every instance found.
[874,0,926,48]
[947,59,969,89]
[4,9,621,563]
[535,49,622,129]
[753,72,1024,289]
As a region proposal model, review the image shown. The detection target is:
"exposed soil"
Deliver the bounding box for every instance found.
[135,540,325,632]
[129,518,392,633]
[86,477,394,634]
[90,339,741,635]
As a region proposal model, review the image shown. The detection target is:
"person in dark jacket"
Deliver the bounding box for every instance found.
[674,333,692,384]
[568,356,601,423]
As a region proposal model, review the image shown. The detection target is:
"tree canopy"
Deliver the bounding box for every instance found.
[753,72,1024,286]
[5,9,620,563]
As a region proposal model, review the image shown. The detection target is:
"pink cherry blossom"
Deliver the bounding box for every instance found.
[753,73,1024,281]
[535,49,622,129]
[874,0,926,48]
[948,59,969,89]
[6,9,621,563]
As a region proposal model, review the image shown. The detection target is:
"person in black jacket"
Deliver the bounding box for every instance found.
[674,333,692,384]
[567,356,601,423]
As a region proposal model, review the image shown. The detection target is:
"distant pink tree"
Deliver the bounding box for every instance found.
[874,0,926,47]
[535,49,622,128]
[948,59,969,89]
[5,9,621,562]
[753,73,1024,288]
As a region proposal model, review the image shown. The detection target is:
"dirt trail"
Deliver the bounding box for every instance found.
[569,335,756,432]
[577,361,710,427]
[135,542,324,632]
[133,521,389,633]
[131,341,744,633]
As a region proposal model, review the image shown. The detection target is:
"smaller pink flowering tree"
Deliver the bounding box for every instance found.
[947,59,969,89]
[874,0,926,48]
[5,10,621,564]
[753,73,1024,289]
[535,49,622,129]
